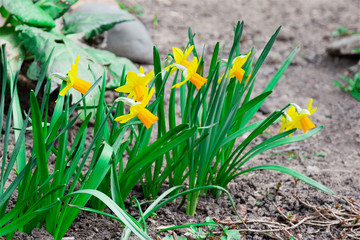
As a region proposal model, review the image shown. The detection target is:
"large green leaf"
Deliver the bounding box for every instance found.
[35,0,78,19]
[17,25,102,115]
[2,0,55,27]
[85,48,137,88]
[62,12,133,39]
[0,27,25,72]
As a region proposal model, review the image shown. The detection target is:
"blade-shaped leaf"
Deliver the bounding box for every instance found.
[2,0,55,27]
[64,189,151,240]
[55,143,113,239]
[62,12,133,39]
[239,165,334,195]
[0,27,25,72]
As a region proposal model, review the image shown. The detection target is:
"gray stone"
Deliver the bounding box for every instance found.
[73,2,153,64]
[326,35,360,56]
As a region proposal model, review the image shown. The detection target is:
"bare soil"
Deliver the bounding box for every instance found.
[7,0,360,239]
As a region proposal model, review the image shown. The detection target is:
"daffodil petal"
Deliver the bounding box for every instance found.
[173,47,184,64]
[59,83,73,96]
[115,84,134,93]
[114,113,137,123]
[183,45,194,59]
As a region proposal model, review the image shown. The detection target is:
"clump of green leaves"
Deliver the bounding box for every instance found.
[0,41,199,239]
[331,25,353,37]
[138,21,333,216]
[333,73,360,101]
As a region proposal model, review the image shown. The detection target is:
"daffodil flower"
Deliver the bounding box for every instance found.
[115,67,154,102]
[172,45,194,68]
[164,45,194,74]
[115,88,158,129]
[280,99,317,134]
[218,51,252,84]
[59,55,92,96]
[171,57,208,90]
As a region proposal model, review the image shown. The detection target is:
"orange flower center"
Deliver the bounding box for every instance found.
[134,85,146,101]
[137,108,158,129]
[190,73,207,90]
[234,68,245,83]
[73,78,92,95]
[300,116,315,133]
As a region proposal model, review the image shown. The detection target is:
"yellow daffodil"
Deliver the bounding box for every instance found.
[164,45,194,74]
[59,55,92,96]
[115,88,158,129]
[218,51,252,84]
[280,99,317,134]
[115,67,154,102]
[171,57,208,90]
[172,45,194,68]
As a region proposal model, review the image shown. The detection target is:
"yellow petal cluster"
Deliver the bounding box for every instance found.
[115,88,158,129]
[115,66,154,102]
[218,50,251,84]
[59,55,92,96]
[280,99,317,134]
[167,46,208,90]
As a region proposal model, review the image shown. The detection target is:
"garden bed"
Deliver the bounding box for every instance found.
[3,0,360,239]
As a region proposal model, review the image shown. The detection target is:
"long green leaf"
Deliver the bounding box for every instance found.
[55,143,113,239]
[239,165,334,194]
[0,27,25,72]
[64,189,151,240]
[9,61,26,173]
[242,46,299,125]
[30,90,50,199]
[0,200,60,236]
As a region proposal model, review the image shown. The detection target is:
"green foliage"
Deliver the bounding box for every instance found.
[331,25,353,37]
[35,0,78,19]
[0,27,25,71]
[2,0,56,27]
[85,47,137,88]
[118,2,144,16]
[0,15,334,240]
[133,21,332,216]
[62,13,133,39]
[333,73,360,101]
[0,0,136,116]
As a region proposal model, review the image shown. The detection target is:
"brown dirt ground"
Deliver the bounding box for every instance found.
[6,0,360,239]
